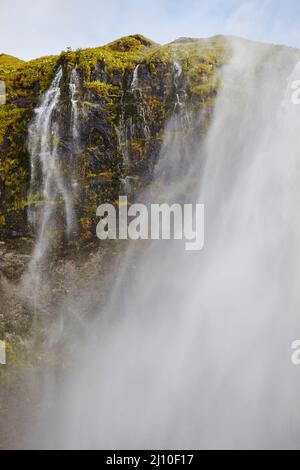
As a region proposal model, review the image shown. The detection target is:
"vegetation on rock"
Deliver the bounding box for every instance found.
[0,34,225,241]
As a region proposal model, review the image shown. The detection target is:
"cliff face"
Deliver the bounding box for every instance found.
[0,34,226,241]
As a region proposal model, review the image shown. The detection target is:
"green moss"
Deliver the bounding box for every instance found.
[3,56,58,102]
[0,54,24,75]
[85,81,117,98]
[107,34,156,52]
[0,53,60,237]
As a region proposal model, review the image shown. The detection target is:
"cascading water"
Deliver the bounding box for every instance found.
[70,68,80,150]
[28,67,62,230]
[28,67,74,264]
[69,67,81,192]
[119,63,150,194]
[131,64,140,91]
[28,39,300,450]
[173,60,193,134]
[153,60,198,190]
[173,60,183,109]
[117,65,141,174]
[130,63,150,139]
[25,66,80,294]
[173,60,182,80]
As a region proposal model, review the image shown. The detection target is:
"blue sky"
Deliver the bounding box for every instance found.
[1,0,300,60]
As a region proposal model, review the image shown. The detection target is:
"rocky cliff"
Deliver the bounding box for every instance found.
[0,34,226,242]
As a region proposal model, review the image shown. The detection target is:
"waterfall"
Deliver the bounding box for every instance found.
[131,64,150,139]
[173,60,182,83]
[140,107,150,139]
[131,64,140,91]
[172,60,191,130]
[174,93,182,110]
[29,41,300,450]
[116,65,140,175]
[70,67,80,151]
[28,67,62,228]
[26,66,80,291]
[117,63,150,182]
[69,67,81,191]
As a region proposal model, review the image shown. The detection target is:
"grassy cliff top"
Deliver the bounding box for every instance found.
[2,33,299,110]
[1,32,298,147]
[0,54,24,78]
[0,54,24,67]
[0,34,227,104]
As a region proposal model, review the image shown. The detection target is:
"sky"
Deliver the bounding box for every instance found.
[1,0,300,60]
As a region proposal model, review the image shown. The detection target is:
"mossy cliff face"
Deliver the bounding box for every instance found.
[0,34,227,241]
[0,53,58,238]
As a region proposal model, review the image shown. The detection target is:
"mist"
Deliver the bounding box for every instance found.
[18,36,300,450]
